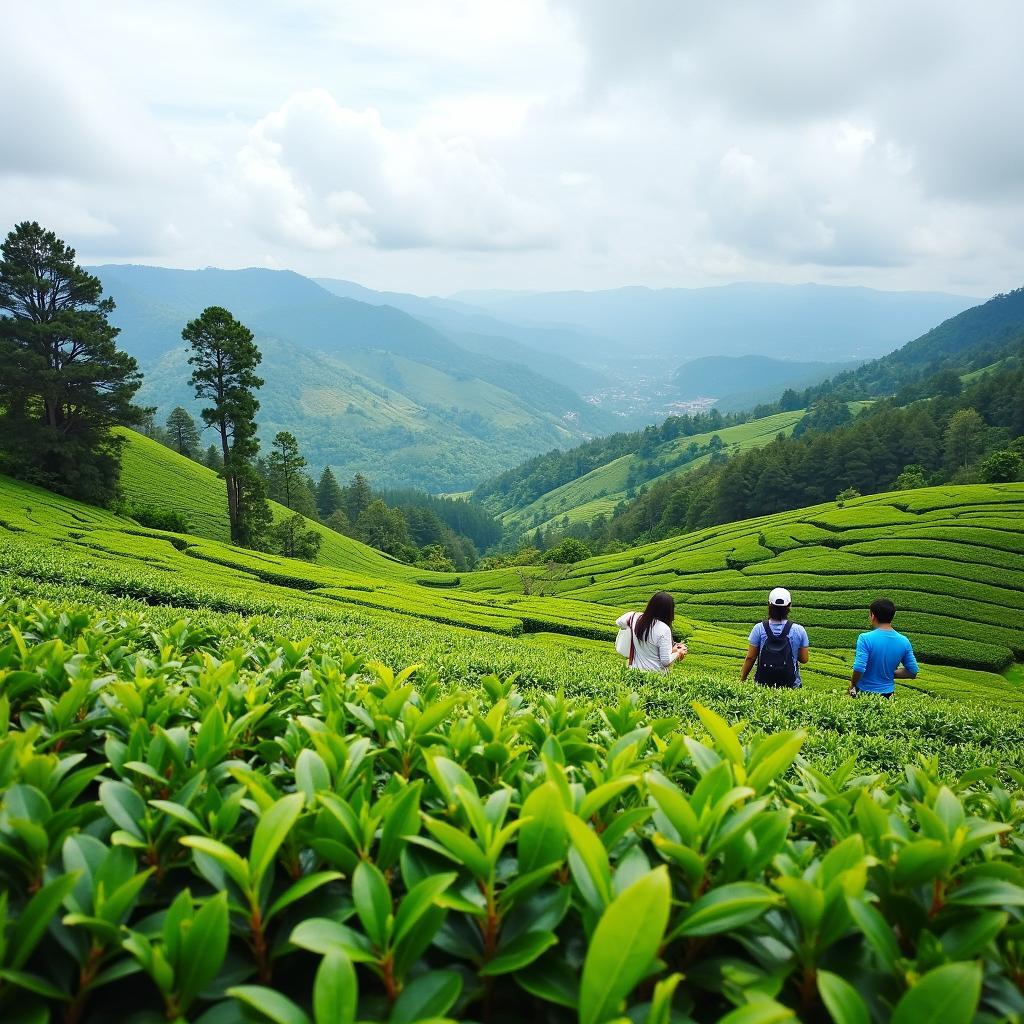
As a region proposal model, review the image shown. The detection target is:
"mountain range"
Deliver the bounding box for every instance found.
[454,282,976,366]
[94,265,618,491]
[92,265,985,491]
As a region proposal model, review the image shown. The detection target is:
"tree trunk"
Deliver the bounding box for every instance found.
[218,414,238,542]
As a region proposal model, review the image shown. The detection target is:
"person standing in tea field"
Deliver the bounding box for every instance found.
[740,587,810,688]
[616,591,688,672]
[848,597,919,698]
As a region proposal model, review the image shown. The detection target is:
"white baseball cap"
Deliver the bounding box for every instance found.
[768,587,792,607]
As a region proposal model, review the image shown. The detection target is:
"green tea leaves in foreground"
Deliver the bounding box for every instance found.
[578,866,671,1024]
[890,962,982,1024]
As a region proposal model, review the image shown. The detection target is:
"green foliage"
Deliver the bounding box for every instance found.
[944,408,986,470]
[793,394,853,437]
[892,464,927,490]
[267,430,309,512]
[165,405,201,458]
[979,448,1022,483]
[273,513,323,561]
[0,220,144,504]
[356,499,416,561]
[123,503,191,533]
[416,544,457,572]
[546,537,592,564]
[0,602,1023,1022]
[316,466,345,519]
[184,304,268,547]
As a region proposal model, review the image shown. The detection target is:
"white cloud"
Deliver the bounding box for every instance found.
[0,0,1021,293]
[232,90,556,251]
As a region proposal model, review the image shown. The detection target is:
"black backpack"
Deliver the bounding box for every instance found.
[755,620,797,687]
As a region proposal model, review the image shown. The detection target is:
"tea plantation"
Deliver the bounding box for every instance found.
[1,593,1024,1023]
[3,436,1024,1021]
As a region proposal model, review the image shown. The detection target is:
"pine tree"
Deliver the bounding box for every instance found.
[166,407,201,458]
[944,408,985,470]
[316,467,345,519]
[183,306,268,546]
[267,431,306,510]
[204,444,223,471]
[0,221,144,503]
[355,499,413,558]
[346,472,374,524]
[325,508,352,535]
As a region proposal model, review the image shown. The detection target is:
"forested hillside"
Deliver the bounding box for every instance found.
[94,266,617,489]
[481,287,1024,552]
[808,286,1024,399]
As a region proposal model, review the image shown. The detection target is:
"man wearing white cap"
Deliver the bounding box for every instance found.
[739,587,810,688]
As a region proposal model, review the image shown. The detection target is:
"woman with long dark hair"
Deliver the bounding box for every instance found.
[616,591,687,672]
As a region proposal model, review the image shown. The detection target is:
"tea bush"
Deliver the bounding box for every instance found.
[1,598,1024,1023]
[4,462,1024,692]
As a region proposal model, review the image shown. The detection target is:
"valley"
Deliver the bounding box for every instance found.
[3,428,1022,718]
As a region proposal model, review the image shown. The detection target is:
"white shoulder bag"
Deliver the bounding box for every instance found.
[615,613,637,665]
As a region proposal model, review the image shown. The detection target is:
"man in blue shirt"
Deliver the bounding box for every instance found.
[740,587,810,688]
[849,598,919,698]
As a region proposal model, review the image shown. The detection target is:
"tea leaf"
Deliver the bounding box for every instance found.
[890,962,982,1024]
[578,867,670,1024]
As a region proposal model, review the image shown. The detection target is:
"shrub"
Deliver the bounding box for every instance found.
[979,448,1023,483]
[124,503,191,533]
[546,537,592,563]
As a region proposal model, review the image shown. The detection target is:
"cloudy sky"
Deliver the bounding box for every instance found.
[3,0,1021,295]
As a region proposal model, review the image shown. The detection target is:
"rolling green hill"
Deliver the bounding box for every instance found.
[3,439,1022,709]
[116,429,415,576]
[486,409,810,532]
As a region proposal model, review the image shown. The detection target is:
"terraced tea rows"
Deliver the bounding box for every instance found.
[2,461,1023,710]
[465,485,1024,697]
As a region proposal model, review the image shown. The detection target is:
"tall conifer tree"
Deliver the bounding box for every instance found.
[183,306,269,546]
[316,466,345,519]
[0,221,143,503]
[165,406,201,458]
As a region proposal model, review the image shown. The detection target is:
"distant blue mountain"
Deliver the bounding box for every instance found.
[672,354,863,412]
[452,282,978,365]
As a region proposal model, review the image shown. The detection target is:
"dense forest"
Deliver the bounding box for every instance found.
[474,405,778,513]
[478,288,1024,525]
[563,343,1024,549]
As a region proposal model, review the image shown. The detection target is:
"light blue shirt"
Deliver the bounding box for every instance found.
[749,620,809,687]
[853,628,919,694]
